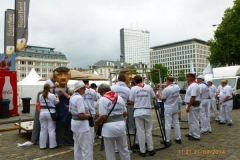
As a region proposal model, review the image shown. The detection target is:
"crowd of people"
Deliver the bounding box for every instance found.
[34,66,233,160]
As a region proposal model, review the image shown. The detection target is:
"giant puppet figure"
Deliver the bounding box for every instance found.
[119,68,135,134]
[51,67,73,146]
[31,67,73,146]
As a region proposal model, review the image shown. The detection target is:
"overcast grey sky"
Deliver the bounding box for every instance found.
[0,0,234,68]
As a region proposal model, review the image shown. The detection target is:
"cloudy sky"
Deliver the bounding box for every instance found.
[0,0,234,68]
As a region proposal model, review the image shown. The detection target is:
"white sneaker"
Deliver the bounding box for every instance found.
[215,117,219,121]
[200,130,208,134]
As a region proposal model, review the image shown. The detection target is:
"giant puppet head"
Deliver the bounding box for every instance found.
[53,67,71,88]
[119,68,132,86]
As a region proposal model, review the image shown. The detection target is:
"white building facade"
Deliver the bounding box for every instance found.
[150,38,210,76]
[120,28,150,65]
[15,45,69,81]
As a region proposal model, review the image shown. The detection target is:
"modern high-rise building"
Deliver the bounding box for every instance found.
[120,28,150,65]
[15,45,69,81]
[150,38,210,76]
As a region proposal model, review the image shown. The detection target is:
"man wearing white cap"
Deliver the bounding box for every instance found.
[207,80,219,121]
[69,81,93,160]
[185,73,201,140]
[197,75,211,134]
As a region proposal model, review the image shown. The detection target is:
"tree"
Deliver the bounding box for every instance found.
[127,65,138,74]
[150,64,168,84]
[178,69,186,81]
[207,0,240,66]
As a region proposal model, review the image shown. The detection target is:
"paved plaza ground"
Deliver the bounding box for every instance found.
[0,105,240,160]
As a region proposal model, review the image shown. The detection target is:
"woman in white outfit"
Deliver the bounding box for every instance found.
[39,84,59,149]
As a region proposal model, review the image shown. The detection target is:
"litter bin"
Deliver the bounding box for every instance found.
[22,97,31,113]
[0,99,10,118]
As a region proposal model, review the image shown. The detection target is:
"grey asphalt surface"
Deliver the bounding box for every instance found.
[0,105,240,160]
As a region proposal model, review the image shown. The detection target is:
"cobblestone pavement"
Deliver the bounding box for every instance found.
[1,108,240,160]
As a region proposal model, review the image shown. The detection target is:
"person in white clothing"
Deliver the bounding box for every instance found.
[95,84,130,160]
[111,75,131,152]
[39,84,59,149]
[218,79,233,126]
[185,73,201,140]
[69,81,93,160]
[46,77,59,89]
[129,75,156,157]
[82,79,97,143]
[197,75,211,134]
[161,76,181,145]
[156,83,166,118]
[207,80,219,121]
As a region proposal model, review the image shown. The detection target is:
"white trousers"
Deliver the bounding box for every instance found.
[200,99,211,132]
[104,136,130,160]
[210,99,218,118]
[220,103,233,124]
[165,112,181,142]
[73,131,93,160]
[188,108,200,139]
[90,126,95,144]
[39,112,57,148]
[135,115,154,153]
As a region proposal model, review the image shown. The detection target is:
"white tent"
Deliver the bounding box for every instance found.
[18,68,42,85]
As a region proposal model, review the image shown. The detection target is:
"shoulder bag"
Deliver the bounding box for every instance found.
[96,97,118,136]
[44,98,58,121]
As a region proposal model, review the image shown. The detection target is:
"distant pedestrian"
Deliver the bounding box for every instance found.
[218,79,233,126]
[207,80,219,121]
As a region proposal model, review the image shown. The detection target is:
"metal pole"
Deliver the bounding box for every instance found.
[227,26,230,66]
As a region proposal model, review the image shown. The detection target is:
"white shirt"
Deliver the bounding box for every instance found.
[69,93,90,133]
[129,84,155,117]
[46,79,58,87]
[99,96,127,137]
[111,81,130,103]
[209,84,217,100]
[185,82,201,109]
[219,84,233,106]
[39,93,58,113]
[162,84,180,114]
[199,82,210,99]
[156,90,162,102]
[83,88,97,114]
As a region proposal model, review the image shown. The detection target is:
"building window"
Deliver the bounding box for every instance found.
[42,68,47,72]
[35,68,40,72]
[20,67,26,71]
[35,62,41,66]
[20,61,25,64]
[28,61,33,65]
[20,73,26,77]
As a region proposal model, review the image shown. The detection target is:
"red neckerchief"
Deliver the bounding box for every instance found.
[103,91,118,102]
[189,81,197,86]
[86,85,90,89]
[136,83,145,88]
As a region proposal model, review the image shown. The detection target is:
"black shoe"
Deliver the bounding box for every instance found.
[185,134,192,138]
[228,123,233,126]
[174,139,182,144]
[188,137,200,141]
[50,145,59,150]
[138,151,146,157]
[132,144,140,149]
[149,149,156,156]
[218,122,226,125]
[160,140,171,147]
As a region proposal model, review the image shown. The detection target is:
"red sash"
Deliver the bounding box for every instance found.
[103,91,118,102]
[136,83,145,88]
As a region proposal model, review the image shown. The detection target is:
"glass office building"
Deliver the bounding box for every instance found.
[150,38,210,76]
[120,28,150,65]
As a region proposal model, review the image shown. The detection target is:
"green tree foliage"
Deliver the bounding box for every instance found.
[127,65,138,74]
[207,0,240,66]
[150,64,168,84]
[178,69,186,81]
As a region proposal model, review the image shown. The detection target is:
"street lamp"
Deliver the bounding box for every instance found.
[212,24,230,66]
